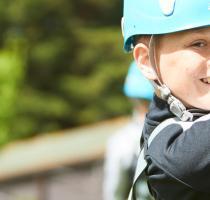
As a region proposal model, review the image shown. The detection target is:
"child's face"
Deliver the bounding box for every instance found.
[157,27,210,109]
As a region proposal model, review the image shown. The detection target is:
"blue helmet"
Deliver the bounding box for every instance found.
[123,61,154,100]
[122,0,210,52]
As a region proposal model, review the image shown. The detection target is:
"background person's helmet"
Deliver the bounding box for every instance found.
[122,0,210,52]
[123,61,154,100]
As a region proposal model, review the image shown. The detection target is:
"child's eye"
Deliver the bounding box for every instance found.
[191,40,207,48]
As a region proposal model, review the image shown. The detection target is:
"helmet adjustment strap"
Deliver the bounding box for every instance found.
[149,36,193,121]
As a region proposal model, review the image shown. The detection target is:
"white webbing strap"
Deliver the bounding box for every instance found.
[128,148,147,200]
[128,117,178,200]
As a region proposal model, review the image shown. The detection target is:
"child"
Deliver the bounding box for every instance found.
[122,0,210,199]
[103,61,153,200]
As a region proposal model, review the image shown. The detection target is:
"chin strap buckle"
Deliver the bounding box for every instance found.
[154,83,193,121]
[167,95,193,121]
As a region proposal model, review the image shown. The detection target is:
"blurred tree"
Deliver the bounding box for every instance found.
[0,0,132,144]
[0,36,26,145]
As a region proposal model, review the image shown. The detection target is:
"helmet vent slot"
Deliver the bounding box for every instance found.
[159,0,176,16]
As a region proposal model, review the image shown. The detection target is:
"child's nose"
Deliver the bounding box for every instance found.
[207,59,210,68]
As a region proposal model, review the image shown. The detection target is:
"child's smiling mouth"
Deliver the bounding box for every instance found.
[201,77,210,84]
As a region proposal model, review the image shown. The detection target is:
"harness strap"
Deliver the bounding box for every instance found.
[128,117,178,200]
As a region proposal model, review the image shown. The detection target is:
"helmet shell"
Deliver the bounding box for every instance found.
[123,61,154,100]
[123,0,210,52]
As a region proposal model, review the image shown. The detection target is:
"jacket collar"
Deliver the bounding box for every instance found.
[147,95,210,124]
[141,95,210,143]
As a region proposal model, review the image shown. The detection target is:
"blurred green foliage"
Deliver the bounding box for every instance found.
[0,37,26,145]
[0,0,132,145]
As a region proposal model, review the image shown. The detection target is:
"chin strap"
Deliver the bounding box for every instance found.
[149,36,193,122]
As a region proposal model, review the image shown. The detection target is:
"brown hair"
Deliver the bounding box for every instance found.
[133,35,151,47]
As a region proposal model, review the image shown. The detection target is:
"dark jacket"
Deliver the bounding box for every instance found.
[142,95,210,200]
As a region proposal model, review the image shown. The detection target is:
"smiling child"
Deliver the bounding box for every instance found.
[122,0,210,200]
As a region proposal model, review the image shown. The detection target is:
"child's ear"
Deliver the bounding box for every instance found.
[133,43,158,81]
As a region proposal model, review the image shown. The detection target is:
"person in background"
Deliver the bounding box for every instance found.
[103,61,154,200]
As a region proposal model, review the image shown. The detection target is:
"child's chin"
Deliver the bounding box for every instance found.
[185,95,210,110]
[192,102,210,111]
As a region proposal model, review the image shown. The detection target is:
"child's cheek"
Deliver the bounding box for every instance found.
[181,52,205,78]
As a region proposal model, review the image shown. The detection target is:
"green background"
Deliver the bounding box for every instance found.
[0,0,133,146]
